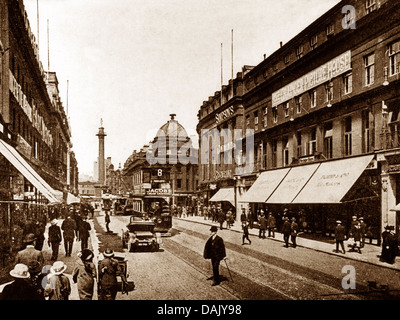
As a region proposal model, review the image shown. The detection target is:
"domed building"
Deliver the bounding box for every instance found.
[122,114,199,218]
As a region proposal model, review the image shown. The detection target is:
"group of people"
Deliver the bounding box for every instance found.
[171,204,197,218]
[1,231,75,300]
[1,204,100,301]
[333,216,367,255]
[240,209,277,245]
[48,208,92,260]
[2,244,126,300]
[1,219,127,301]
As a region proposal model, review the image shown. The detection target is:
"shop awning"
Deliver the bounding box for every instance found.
[0,139,60,203]
[239,168,290,203]
[209,187,243,206]
[67,193,80,204]
[210,187,233,203]
[266,163,321,204]
[292,154,374,204]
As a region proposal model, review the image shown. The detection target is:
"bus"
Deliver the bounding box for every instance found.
[113,197,127,215]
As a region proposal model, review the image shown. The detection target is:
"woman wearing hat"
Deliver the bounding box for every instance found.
[44,261,71,300]
[380,226,398,264]
[73,249,97,300]
[1,264,43,300]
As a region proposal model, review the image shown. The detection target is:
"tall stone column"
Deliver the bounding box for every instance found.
[96,119,106,185]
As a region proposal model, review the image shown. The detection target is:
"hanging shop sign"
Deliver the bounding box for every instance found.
[215,169,233,180]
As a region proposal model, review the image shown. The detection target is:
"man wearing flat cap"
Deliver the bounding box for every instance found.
[203,225,226,286]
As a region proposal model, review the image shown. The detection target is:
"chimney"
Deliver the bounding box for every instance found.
[280,41,283,48]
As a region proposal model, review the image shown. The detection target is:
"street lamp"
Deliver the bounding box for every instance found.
[383,66,389,86]
[290,104,311,122]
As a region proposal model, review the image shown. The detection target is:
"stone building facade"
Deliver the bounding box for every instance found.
[196,0,400,242]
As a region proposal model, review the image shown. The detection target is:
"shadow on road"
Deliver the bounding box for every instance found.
[93,215,124,254]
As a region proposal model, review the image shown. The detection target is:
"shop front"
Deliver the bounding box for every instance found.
[239,154,381,243]
[0,137,62,257]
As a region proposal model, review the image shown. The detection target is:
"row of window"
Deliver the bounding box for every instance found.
[246,72,351,130]
[247,41,400,130]
[209,110,372,173]
[199,1,384,122]
[286,0,378,66]
[265,112,372,169]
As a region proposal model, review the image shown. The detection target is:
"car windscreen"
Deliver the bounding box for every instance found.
[127,224,154,232]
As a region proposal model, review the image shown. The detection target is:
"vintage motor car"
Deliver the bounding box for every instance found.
[122,216,162,252]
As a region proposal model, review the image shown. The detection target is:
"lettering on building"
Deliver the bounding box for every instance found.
[215,170,233,180]
[272,50,351,107]
[146,188,172,196]
[216,106,235,124]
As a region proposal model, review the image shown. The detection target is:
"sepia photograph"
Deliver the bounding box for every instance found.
[0,0,400,313]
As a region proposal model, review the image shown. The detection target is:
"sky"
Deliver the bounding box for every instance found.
[24,0,341,177]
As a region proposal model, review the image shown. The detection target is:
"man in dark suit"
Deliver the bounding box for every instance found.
[61,215,76,256]
[334,220,346,254]
[79,216,91,251]
[281,217,291,248]
[203,226,226,286]
[48,219,62,261]
[290,217,299,248]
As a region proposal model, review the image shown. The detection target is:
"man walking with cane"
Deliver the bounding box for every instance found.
[203,226,226,286]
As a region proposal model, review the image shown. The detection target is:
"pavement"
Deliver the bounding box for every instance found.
[175,215,400,272]
[0,211,102,300]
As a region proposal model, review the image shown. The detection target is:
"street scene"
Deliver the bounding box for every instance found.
[1,0,400,311]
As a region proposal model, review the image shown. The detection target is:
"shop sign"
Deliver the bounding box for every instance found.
[16,135,32,159]
[13,194,24,200]
[299,156,315,164]
[272,50,351,107]
[215,170,232,180]
[388,164,400,173]
[215,106,234,124]
[145,188,171,196]
[133,185,142,194]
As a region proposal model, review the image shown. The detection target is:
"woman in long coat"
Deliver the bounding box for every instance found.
[72,249,97,300]
[380,226,398,264]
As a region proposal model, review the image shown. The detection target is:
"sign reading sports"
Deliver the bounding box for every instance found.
[272,50,351,107]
